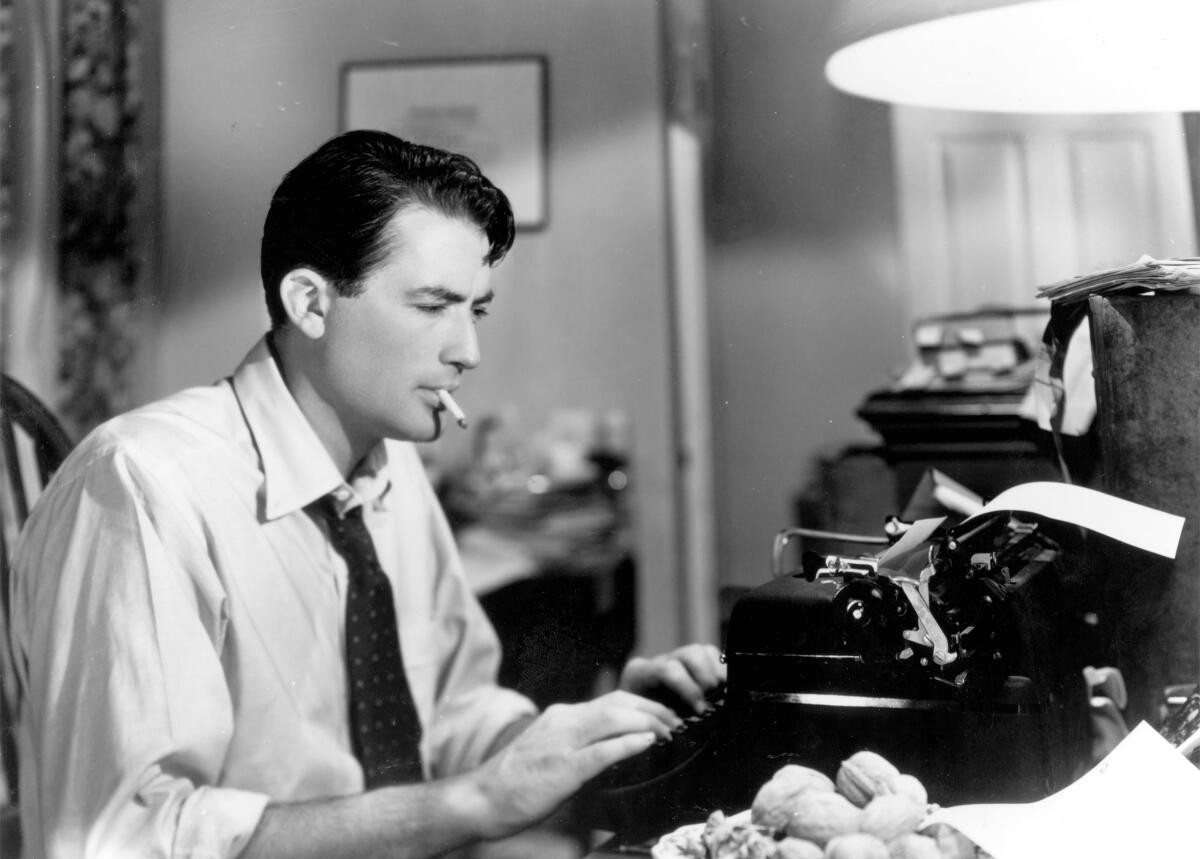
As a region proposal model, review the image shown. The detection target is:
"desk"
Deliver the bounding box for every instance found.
[585,834,655,857]
[586,848,649,857]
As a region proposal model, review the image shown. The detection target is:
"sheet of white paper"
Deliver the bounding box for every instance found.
[963,482,1183,558]
[877,516,946,574]
[924,722,1200,858]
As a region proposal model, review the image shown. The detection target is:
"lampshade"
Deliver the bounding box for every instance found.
[825,0,1200,113]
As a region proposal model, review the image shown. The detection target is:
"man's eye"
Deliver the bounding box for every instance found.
[416,304,448,315]
[472,305,491,322]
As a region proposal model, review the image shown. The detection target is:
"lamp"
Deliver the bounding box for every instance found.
[825,0,1200,114]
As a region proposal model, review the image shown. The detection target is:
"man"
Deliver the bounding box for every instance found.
[9,130,724,858]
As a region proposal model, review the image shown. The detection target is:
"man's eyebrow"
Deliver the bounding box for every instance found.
[407,285,494,305]
[408,285,462,301]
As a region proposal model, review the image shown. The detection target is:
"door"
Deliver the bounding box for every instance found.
[893,108,1197,320]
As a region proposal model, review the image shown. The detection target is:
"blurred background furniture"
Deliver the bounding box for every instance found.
[855,306,1063,508]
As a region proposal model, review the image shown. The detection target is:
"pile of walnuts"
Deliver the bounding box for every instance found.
[658,750,987,859]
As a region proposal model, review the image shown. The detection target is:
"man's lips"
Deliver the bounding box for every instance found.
[422,387,457,406]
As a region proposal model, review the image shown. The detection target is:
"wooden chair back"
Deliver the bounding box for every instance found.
[0,374,74,844]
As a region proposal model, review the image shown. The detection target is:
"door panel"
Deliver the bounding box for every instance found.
[893,109,1196,320]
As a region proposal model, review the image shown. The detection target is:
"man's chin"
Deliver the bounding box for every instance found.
[386,414,442,444]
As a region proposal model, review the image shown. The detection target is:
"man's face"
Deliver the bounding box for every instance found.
[316,205,493,448]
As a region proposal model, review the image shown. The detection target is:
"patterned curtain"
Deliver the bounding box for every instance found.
[1,0,150,438]
[58,0,149,436]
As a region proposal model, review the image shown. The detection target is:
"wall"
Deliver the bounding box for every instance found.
[156,0,683,654]
[706,2,910,591]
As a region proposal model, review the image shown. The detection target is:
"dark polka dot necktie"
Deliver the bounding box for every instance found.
[309,495,424,787]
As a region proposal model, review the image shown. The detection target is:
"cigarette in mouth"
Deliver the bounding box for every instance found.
[436,389,469,429]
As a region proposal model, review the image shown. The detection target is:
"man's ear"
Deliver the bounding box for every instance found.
[279,268,333,339]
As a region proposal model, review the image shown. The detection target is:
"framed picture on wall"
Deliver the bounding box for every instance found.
[341,56,548,230]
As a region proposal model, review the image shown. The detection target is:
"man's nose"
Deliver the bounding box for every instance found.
[443,311,481,371]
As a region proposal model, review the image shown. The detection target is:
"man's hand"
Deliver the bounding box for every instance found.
[468,690,682,839]
[619,643,726,715]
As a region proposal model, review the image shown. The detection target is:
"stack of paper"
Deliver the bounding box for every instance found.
[1036,254,1200,303]
[924,722,1200,858]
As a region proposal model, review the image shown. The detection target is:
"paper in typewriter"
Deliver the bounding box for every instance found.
[924,721,1200,858]
[962,481,1184,559]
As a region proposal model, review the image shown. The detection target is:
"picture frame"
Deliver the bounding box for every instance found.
[341,56,549,230]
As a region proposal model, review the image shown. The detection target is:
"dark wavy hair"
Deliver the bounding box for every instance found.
[260,130,515,328]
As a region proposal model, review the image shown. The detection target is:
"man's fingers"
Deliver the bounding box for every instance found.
[657,658,707,713]
[598,690,682,730]
[618,645,728,714]
[651,646,726,713]
[537,695,678,749]
[596,707,674,743]
[672,644,726,690]
[573,731,659,781]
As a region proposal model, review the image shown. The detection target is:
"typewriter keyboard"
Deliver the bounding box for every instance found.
[588,687,726,793]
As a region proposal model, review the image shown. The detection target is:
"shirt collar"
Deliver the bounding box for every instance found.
[231,336,391,521]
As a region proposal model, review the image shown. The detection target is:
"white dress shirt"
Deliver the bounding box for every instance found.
[9,337,536,859]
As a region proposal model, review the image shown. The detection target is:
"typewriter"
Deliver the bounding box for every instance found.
[586,509,1091,838]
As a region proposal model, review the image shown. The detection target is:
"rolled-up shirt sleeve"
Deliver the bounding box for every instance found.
[11,446,269,859]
